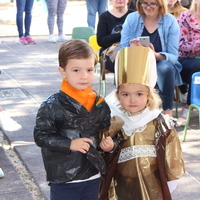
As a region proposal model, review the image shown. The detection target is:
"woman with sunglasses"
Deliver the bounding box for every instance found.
[120,0,182,118]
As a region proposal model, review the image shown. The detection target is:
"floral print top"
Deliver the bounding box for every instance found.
[178,10,200,58]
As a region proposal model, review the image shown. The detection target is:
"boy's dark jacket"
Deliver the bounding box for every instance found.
[34,90,110,183]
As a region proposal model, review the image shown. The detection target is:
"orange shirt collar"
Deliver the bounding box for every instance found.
[60,79,97,112]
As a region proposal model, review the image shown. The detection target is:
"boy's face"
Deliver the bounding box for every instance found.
[59,55,95,90]
[117,83,149,116]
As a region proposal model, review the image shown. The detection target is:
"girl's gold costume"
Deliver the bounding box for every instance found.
[106,91,185,200]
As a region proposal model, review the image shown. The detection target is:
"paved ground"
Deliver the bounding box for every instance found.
[0,1,200,200]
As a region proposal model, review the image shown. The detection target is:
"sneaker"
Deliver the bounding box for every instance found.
[0,111,22,132]
[48,34,56,43]
[0,168,4,178]
[25,36,36,44]
[19,37,28,45]
[57,34,69,42]
[176,107,189,126]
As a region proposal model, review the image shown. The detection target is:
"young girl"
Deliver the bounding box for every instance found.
[105,46,185,200]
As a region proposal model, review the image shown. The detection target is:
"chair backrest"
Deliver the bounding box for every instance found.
[71,27,95,42]
[190,71,200,106]
[89,35,101,51]
[89,35,101,62]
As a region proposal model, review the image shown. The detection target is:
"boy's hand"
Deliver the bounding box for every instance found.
[70,138,93,154]
[100,136,114,152]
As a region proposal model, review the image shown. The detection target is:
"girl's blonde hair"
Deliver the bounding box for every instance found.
[137,0,167,16]
[147,87,162,110]
[58,39,98,69]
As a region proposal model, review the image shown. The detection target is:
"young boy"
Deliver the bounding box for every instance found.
[34,39,114,200]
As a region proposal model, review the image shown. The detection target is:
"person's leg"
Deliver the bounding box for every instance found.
[57,0,67,35]
[179,58,200,105]
[24,0,35,43]
[80,178,99,200]
[85,0,98,29]
[177,58,200,125]
[156,60,175,116]
[56,0,68,41]
[98,0,108,15]
[24,0,34,37]
[49,179,99,200]
[16,0,26,38]
[45,0,58,42]
[46,0,57,35]
[50,182,81,200]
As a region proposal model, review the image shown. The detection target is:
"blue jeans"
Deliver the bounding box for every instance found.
[49,178,100,200]
[85,0,108,29]
[178,57,200,105]
[16,0,34,38]
[156,60,177,111]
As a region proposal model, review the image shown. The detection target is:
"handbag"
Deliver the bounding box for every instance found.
[100,43,120,80]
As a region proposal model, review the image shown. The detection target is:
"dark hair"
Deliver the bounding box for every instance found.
[58,39,98,69]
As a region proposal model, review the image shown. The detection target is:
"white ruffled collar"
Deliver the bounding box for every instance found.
[105,90,161,136]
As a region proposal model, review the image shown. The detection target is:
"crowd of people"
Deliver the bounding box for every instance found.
[1,0,199,198]
[95,0,199,126]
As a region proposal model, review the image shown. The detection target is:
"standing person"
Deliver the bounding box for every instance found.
[120,0,183,117]
[85,0,108,30]
[176,0,200,126]
[167,0,187,18]
[34,39,114,200]
[45,0,69,43]
[105,46,185,200]
[97,0,133,72]
[16,0,36,45]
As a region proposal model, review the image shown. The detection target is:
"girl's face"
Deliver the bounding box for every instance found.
[110,0,129,8]
[167,0,177,7]
[140,0,159,17]
[59,55,95,90]
[117,83,149,115]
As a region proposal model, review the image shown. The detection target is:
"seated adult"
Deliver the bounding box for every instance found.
[176,0,200,126]
[120,0,182,117]
[97,0,133,72]
[167,0,187,18]
[167,0,188,102]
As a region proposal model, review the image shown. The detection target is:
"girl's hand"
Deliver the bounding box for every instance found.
[70,138,93,154]
[100,136,114,152]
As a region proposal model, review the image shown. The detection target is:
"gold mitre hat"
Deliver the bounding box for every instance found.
[115,46,157,88]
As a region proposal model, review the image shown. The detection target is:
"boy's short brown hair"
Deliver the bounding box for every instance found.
[59,39,98,69]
